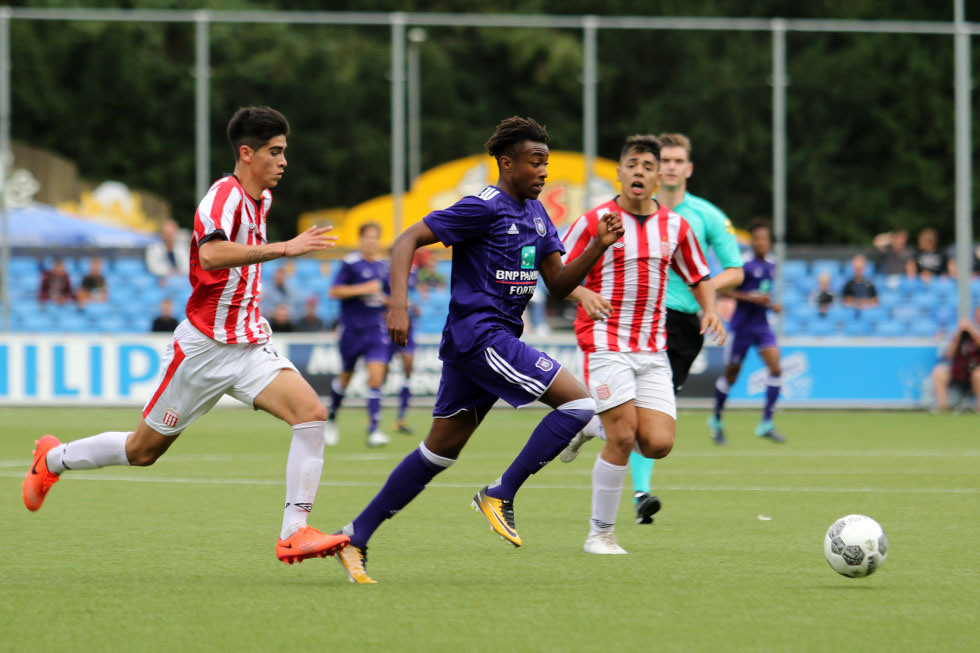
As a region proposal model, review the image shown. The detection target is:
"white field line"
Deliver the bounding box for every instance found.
[0,471,975,494]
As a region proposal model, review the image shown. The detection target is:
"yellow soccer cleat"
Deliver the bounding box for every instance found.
[472,486,522,548]
[336,544,377,584]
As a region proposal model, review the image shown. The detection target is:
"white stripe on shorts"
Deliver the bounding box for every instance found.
[484,347,548,396]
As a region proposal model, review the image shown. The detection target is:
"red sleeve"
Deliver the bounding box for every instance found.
[670,219,711,284]
[561,212,597,265]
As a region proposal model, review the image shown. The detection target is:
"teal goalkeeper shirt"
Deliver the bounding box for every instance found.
[661,191,743,314]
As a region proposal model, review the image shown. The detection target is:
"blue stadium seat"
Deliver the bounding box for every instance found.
[808,317,837,337]
[908,318,939,338]
[811,259,842,277]
[781,316,805,336]
[875,320,906,337]
[843,319,872,337]
[891,304,920,324]
[781,260,808,284]
[897,276,922,298]
[113,258,148,276]
[910,292,938,316]
[877,290,901,312]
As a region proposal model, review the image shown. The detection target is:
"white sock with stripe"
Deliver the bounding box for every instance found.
[281,421,326,540]
[46,431,131,474]
[590,454,627,535]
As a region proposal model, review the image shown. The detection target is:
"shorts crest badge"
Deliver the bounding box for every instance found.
[535,356,554,372]
[595,384,611,400]
[162,407,180,428]
[533,216,547,237]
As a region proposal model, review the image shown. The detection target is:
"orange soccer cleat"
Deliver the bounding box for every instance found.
[276,526,349,565]
[23,435,62,512]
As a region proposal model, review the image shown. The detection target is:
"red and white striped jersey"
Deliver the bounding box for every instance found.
[186,175,273,344]
[562,199,710,353]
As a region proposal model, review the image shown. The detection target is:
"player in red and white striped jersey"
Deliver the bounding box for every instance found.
[558,135,725,554]
[23,107,350,566]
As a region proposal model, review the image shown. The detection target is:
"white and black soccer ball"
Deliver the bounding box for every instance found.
[824,514,888,577]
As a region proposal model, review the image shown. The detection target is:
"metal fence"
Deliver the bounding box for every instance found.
[0,5,976,330]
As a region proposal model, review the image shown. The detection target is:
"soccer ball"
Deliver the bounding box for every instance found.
[824,514,888,578]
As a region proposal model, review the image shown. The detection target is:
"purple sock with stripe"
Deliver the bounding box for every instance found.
[366,388,382,433]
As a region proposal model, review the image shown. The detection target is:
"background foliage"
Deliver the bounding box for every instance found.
[7,0,978,243]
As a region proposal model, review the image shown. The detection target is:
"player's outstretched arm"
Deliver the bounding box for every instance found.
[198,225,337,271]
[388,221,440,347]
[692,279,726,345]
[540,212,624,299]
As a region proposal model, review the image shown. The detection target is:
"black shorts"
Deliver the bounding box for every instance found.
[666,308,705,393]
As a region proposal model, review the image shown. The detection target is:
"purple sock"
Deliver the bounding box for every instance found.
[346,447,451,549]
[764,376,780,421]
[713,377,730,420]
[367,388,382,433]
[486,402,593,502]
[398,383,411,420]
[328,377,344,421]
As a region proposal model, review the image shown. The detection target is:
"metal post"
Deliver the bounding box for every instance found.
[407,27,426,186]
[954,0,973,322]
[194,11,210,202]
[771,19,788,334]
[0,9,10,333]
[390,13,406,238]
[582,16,598,210]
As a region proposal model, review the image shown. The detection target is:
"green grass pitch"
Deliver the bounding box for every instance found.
[1,407,978,651]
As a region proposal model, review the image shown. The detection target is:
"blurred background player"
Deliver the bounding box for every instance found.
[334,116,623,583]
[562,132,744,525]
[930,306,980,412]
[711,219,786,443]
[325,221,392,448]
[23,106,349,565]
[559,134,723,553]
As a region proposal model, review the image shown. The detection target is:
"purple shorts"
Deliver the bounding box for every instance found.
[339,324,391,372]
[433,335,561,422]
[724,321,778,365]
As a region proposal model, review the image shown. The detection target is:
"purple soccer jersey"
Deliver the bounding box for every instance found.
[423,185,565,363]
[333,253,391,371]
[726,254,778,364]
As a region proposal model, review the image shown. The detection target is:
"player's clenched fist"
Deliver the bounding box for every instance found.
[387,306,410,347]
[597,211,626,247]
[284,225,338,257]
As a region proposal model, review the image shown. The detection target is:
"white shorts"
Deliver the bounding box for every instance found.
[142,320,297,435]
[582,350,676,419]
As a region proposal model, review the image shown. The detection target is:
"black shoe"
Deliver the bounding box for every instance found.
[634,492,661,525]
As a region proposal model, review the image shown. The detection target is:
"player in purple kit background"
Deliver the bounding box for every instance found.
[325,221,392,448]
[387,258,420,435]
[334,116,625,583]
[711,219,786,444]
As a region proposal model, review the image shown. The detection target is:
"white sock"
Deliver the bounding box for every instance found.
[281,421,326,540]
[590,454,627,534]
[583,415,607,441]
[46,431,131,473]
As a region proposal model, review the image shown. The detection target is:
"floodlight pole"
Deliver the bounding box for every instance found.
[0,8,10,333]
[771,19,788,336]
[391,13,406,239]
[194,11,210,203]
[954,0,973,322]
[407,27,426,186]
[582,15,598,210]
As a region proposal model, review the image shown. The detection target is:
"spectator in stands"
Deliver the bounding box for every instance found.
[930,306,980,412]
[145,218,191,282]
[262,265,302,315]
[909,227,947,281]
[151,298,180,332]
[945,243,980,279]
[268,303,295,333]
[811,271,835,315]
[415,249,445,290]
[294,297,325,333]
[872,229,912,287]
[38,258,75,305]
[842,254,878,309]
[78,258,108,305]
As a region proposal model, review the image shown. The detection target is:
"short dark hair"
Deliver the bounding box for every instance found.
[620,134,661,161]
[747,219,771,235]
[227,107,290,159]
[359,221,381,237]
[484,116,549,160]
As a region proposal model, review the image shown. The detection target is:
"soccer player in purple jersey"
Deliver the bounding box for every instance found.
[387,261,420,435]
[325,221,392,448]
[334,116,625,583]
[711,219,787,443]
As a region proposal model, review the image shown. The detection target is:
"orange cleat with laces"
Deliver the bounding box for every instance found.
[23,435,62,512]
[276,526,349,565]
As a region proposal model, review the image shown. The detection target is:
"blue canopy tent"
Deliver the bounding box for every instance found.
[3,203,155,248]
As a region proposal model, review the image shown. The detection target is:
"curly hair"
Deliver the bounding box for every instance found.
[484,116,549,160]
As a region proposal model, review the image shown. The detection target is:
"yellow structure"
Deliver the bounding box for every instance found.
[300,151,621,249]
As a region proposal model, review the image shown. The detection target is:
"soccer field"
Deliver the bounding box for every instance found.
[1,407,977,652]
